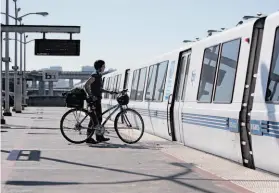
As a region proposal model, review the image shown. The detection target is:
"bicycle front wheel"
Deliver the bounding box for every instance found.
[60,108,95,144]
[114,108,144,144]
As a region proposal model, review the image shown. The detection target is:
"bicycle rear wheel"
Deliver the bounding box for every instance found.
[60,108,95,144]
[114,108,144,144]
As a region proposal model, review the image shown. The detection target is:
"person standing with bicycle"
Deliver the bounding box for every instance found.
[84,60,115,144]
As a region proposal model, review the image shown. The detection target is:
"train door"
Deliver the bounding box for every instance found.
[237,17,266,169]
[172,50,191,143]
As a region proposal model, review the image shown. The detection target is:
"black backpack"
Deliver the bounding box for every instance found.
[64,88,87,108]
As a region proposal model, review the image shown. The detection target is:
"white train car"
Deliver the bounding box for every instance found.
[249,11,279,175]
[101,11,279,175]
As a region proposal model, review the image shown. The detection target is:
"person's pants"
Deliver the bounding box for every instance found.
[87,99,102,136]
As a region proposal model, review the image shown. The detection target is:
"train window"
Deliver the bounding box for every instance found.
[112,74,121,99]
[146,61,168,101]
[117,74,122,92]
[130,68,147,101]
[136,67,147,100]
[109,76,116,98]
[145,61,169,101]
[213,38,241,103]
[113,75,118,91]
[266,27,279,102]
[197,44,220,102]
[145,65,157,100]
[130,70,139,100]
[153,61,169,101]
[107,77,110,89]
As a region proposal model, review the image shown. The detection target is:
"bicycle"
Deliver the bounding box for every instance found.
[60,89,145,144]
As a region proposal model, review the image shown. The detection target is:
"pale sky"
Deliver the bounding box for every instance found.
[1,0,278,72]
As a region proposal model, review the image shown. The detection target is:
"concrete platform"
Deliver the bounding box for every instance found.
[1,107,279,193]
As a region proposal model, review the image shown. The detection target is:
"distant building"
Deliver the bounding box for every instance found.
[49,66,62,71]
[82,65,95,72]
[37,65,94,88]
[39,68,49,71]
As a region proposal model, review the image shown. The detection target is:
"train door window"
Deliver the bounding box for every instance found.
[266,27,279,102]
[175,56,187,101]
[181,54,191,101]
[213,38,241,103]
[145,65,157,100]
[123,69,130,89]
[153,61,169,101]
[130,70,139,100]
[197,44,220,102]
[136,67,147,100]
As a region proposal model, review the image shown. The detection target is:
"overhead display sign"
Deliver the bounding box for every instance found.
[42,70,59,82]
[34,39,80,56]
[1,24,81,33]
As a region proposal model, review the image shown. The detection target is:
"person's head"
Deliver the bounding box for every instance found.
[94,60,105,73]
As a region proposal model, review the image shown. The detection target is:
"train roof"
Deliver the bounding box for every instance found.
[103,11,278,78]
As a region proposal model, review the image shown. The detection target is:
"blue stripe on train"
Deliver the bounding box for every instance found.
[250,120,279,138]
[102,104,279,138]
[133,108,169,120]
[181,113,239,133]
[183,113,279,138]
[103,105,169,120]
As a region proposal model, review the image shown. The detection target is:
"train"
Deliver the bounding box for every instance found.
[77,11,279,175]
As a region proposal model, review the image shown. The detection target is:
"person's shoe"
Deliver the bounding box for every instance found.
[86,138,98,144]
[96,135,110,142]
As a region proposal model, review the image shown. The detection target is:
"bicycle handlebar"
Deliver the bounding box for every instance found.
[114,89,128,95]
[86,89,128,104]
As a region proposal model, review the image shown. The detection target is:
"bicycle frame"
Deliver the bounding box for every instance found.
[74,89,129,128]
[76,103,125,128]
[101,103,123,126]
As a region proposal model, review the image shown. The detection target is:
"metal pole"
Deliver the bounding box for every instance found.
[13,1,21,113]
[22,34,27,107]
[1,32,6,124]
[4,0,12,116]
[18,27,23,112]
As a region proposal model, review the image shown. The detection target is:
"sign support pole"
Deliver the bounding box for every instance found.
[1,30,6,124]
